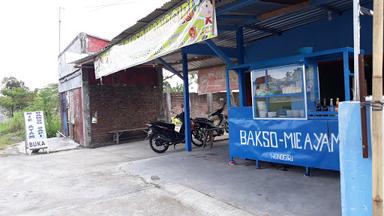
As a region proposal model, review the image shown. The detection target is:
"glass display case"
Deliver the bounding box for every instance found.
[229,48,356,172]
[251,64,307,119]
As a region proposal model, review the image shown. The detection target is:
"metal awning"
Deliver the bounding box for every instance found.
[75,0,372,75]
[71,0,373,153]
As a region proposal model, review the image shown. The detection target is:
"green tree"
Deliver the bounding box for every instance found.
[2,76,26,89]
[0,86,32,117]
[163,72,197,93]
[172,83,184,93]
[28,84,60,137]
[163,80,172,92]
[163,80,184,93]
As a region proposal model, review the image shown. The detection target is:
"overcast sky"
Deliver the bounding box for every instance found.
[0,0,169,89]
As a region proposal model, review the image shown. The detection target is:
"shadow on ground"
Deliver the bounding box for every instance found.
[121,140,340,216]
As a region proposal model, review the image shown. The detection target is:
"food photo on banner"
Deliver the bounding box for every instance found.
[94,0,218,78]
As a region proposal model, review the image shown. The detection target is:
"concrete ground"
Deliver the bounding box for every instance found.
[0,137,79,156]
[0,138,340,216]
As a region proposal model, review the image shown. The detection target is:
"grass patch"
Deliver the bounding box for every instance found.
[0,113,25,149]
[0,131,24,149]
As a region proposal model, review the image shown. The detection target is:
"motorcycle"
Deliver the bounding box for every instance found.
[192,102,229,148]
[145,112,203,153]
[208,102,229,133]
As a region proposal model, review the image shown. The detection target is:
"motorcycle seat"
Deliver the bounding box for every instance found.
[152,121,176,131]
[194,117,213,123]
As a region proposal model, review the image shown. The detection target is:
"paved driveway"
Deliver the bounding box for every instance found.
[0,139,340,216]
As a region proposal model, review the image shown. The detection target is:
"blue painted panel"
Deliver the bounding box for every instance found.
[244,7,373,63]
[339,102,372,215]
[229,107,340,170]
[183,44,237,58]
[63,111,69,136]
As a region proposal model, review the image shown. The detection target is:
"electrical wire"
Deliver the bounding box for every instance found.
[59,0,143,13]
[85,0,143,12]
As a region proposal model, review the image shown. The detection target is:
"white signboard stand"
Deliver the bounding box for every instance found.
[24,111,49,155]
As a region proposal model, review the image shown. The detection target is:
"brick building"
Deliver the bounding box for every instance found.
[58,33,163,147]
[166,92,228,118]
[163,65,240,121]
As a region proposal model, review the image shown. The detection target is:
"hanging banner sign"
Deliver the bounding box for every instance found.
[24,111,48,152]
[94,0,218,78]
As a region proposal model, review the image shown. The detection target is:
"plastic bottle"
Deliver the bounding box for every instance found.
[316,99,322,112]
[335,98,340,112]
[322,98,328,111]
[329,98,334,112]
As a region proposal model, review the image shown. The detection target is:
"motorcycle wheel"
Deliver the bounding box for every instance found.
[149,137,169,153]
[191,128,204,147]
[225,121,229,133]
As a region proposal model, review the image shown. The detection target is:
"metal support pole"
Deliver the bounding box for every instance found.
[207,93,213,113]
[236,27,244,65]
[353,0,361,101]
[372,0,383,214]
[225,67,232,110]
[237,71,245,106]
[236,27,245,107]
[59,6,62,54]
[182,52,192,152]
[343,51,351,101]
[255,160,261,169]
[205,40,232,65]
[166,91,172,122]
[305,167,311,177]
[158,57,183,79]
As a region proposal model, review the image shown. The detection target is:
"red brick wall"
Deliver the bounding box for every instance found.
[168,92,228,119]
[88,67,162,146]
[169,93,183,116]
[197,66,239,94]
[88,66,161,86]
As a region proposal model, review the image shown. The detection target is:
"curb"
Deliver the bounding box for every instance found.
[159,183,255,216]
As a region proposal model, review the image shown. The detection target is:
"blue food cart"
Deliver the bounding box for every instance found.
[227,47,357,175]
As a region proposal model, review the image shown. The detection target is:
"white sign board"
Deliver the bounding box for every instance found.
[24,111,48,152]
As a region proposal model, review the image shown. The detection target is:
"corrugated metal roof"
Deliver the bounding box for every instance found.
[76,0,372,75]
[163,0,371,72]
[213,0,372,48]
[110,0,237,45]
[110,0,181,45]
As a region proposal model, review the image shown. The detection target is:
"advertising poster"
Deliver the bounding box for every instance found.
[95,0,218,78]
